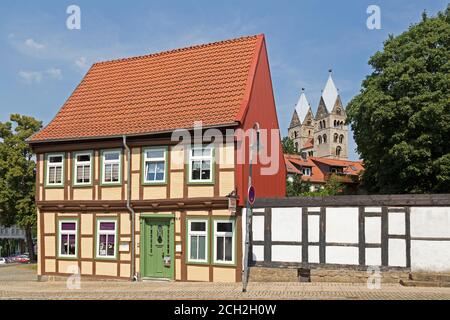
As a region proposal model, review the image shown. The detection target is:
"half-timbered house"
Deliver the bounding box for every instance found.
[28,34,286,282]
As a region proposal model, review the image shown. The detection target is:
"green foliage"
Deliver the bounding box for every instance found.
[0,114,42,259]
[347,6,450,194]
[286,174,311,196]
[282,136,297,154]
[300,175,344,197]
[286,174,344,197]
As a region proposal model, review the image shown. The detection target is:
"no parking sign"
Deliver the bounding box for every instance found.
[248,185,255,206]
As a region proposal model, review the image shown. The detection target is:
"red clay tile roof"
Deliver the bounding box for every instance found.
[285,154,364,183]
[284,155,302,174]
[310,157,364,175]
[29,35,264,142]
[284,154,325,183]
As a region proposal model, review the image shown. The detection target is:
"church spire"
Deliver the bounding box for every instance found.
[294,88,311,124]
[321,70,339,113]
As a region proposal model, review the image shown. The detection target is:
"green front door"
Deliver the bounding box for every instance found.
[142,218,174,279]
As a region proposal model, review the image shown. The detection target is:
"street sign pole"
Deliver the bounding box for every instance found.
[242,126,258,293]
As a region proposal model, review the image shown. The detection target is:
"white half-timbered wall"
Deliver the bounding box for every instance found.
[244,202,450,272]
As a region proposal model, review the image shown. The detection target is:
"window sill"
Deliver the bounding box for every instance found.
[142,181,167,186]
[212,261,236,267]
[185,260,209,266]
[99,183,122,187]
[72,184,93,188]
[186,181,215,186]
[45,185,65,189]
[57,256,78,260]
[95,257,118,261]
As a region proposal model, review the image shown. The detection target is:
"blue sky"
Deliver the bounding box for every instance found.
[0,0,447,160]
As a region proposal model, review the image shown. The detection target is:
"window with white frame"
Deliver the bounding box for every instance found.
[302,167,312,176]
[59,220,77,257]
[189,146,213,182]
[96,220,117,258]
[188,220,208,262]
[214,220,235,264]
[102,150,121,184]
[74,152,92,185]
[143,148,166,183]
[47,154,64,186]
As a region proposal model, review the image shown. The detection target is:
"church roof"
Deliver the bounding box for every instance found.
[294,91,311,124]
[289,110,301,128]
[321,72,339,113]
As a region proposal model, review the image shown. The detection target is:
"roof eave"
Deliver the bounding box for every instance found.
[27,121,240,145]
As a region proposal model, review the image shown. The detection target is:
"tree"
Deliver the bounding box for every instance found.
[301,175,344,197]
[282,136,297,154]
[347,6,450,194]
[0,114,42,261]
[286,174,312,196]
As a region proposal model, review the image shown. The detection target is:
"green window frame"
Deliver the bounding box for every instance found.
[187,145,215,184]
[57,218,79,259]
[186,219,209,264]
[95,218,118,260]
[212,218,236,265]
[142,147,168,185]
[100,149,122,186]
[72,151,93,187]
[45,153,65,188]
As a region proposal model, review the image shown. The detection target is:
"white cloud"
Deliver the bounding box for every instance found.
[45,68,62,80]
[19,68,62,84]
[75,57,88,70]
[18,70,42,84]
[24,38,45,51]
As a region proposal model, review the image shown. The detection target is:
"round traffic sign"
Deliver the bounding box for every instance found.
[248,185,256,205]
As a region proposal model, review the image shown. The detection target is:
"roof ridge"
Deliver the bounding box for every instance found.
[94,34,262,66]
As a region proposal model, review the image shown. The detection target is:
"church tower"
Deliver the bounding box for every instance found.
[313,70,348,159]
[288,89,314,153]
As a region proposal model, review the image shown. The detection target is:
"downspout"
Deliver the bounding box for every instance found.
[123,135,137,281]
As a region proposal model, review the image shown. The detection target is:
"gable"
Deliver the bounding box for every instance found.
[303,108,314,126]
[315,97,329,119]
[289,110,300,128]
[331,95,346,116]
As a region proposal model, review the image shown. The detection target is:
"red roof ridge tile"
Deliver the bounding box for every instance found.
[94,34,263,66]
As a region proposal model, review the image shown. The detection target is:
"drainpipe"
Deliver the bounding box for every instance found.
[123,135,137,281]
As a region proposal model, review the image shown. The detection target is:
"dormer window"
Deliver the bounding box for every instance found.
[302,167,312,176]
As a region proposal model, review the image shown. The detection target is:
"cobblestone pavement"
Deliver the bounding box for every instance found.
[1,264,450,300]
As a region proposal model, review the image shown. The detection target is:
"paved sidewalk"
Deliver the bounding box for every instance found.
[1,264,450,300]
